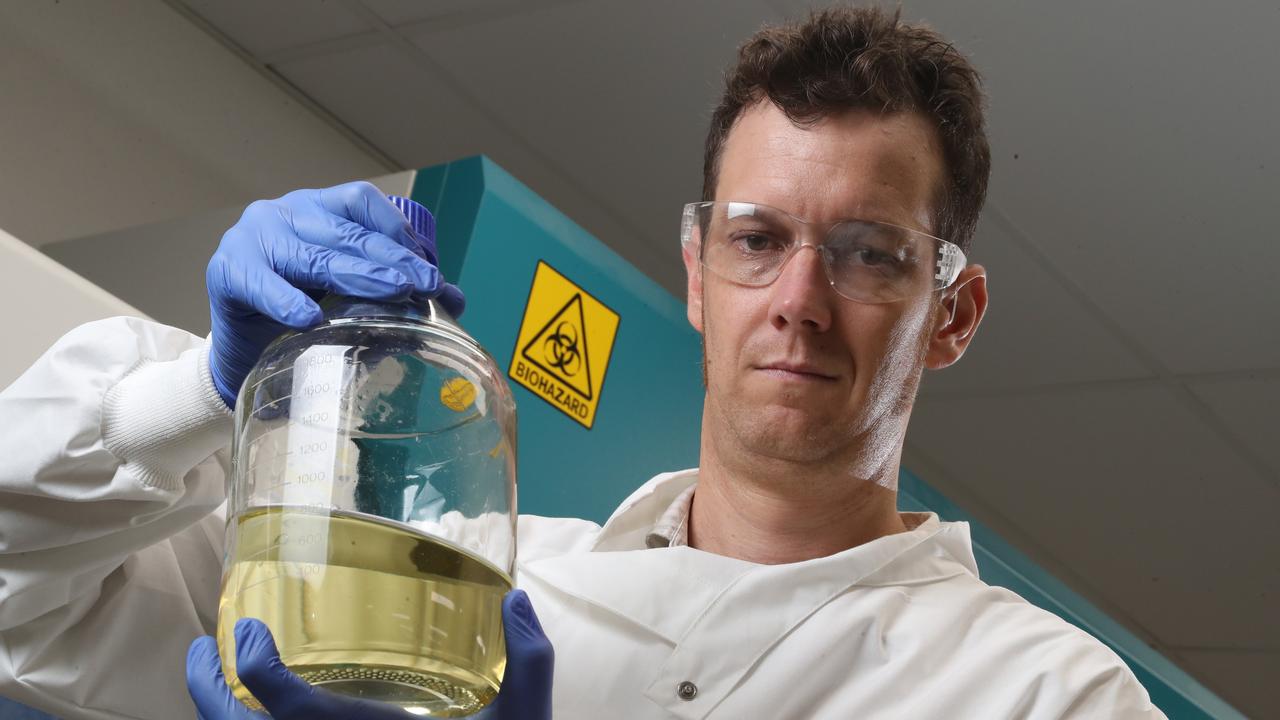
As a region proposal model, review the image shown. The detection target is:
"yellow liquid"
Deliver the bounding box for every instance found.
[217,506,511,717]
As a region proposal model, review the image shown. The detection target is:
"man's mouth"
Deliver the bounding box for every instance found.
[756,362,838,382]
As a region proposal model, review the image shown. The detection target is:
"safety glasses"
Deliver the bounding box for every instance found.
[680,201,966,304]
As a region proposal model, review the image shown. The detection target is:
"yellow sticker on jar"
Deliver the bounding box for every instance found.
[440,377,477,412]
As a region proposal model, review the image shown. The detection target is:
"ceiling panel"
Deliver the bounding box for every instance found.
[401,0,780,289]
[909,385,1280,650]
[1187,376,1280,477]
[274,42,497,168]
[1172,650,1279,720]
[359,0,560,28]
[900,0,1280,375]
[0,1,383,246]
[179,0,368,57]
[920,213,1151,395]
[272,39,683,293]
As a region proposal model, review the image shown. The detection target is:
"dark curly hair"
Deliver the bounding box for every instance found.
[703,5,990,253]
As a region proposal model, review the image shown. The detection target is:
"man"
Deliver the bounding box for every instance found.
[0,6,1164,719]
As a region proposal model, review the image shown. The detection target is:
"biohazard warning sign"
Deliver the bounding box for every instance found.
[509,261,620,429]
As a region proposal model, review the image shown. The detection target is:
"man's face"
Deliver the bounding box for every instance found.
[685,102,949,468]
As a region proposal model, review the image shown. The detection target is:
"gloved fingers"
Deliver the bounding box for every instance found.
[313,182,420,253]
[212,256,324,329]
[233,619,416,720]
[207,242,324,328]
[291,212,439,293]
[489,590,554,719]
[434,282,467,318]
[233,618,322,719]
[186,635,269,720]
[502,589,553,661]
[274,244,418,304]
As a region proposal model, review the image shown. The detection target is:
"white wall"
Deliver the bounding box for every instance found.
[0,0,387,248]
[0,227,142,389]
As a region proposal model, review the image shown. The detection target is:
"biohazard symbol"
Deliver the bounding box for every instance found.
[543,321,582,377]
[521,294,594,400]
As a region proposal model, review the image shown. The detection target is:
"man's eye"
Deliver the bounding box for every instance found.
[735,234,777,252]
[853,246,898,266]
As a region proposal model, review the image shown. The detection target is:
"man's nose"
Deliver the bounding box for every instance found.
[768,245,834,333]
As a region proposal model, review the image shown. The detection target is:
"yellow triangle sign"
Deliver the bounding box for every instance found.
[508,261,621,429]
[521,293,594,400]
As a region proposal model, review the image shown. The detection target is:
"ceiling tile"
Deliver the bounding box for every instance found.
[179,0,369,57]
[274,42,484,165]
[273,40,683,294]
[918,1,1278,374]
[1187,376,1280,476]
[908,385,1280,650]
[359,0,532,27]
[920,214,1151,395]
[1171,650,1279,720]
[0,1,383,245]
[399,0,780,291]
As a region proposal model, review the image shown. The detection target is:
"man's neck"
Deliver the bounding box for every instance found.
[687,419,910,565]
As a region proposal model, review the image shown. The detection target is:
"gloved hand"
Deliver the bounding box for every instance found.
[206,181,466,407]
[186,589,554,720]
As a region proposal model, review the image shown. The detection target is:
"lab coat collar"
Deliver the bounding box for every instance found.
[592,468,701,552]
[522,468,981,645]
[592,469,980,576]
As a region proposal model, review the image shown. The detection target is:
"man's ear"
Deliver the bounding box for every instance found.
[683,240,704,334]
[925,264,988,370]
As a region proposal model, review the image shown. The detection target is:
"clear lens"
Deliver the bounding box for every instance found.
[824,221,933,303]
[705,202,794,285]
[682,201,964,304]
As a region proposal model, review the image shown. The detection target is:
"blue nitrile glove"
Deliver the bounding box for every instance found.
[186,589,554,720]
[206,181,466,407]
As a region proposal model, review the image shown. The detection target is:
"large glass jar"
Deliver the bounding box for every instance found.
[216,199,517,718]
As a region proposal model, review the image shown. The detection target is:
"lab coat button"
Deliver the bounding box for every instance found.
[677,681,698,700]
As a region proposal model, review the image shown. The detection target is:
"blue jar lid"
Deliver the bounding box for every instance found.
[388,195,437,264]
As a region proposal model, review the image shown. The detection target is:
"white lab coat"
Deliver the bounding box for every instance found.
[0,318,1165,719]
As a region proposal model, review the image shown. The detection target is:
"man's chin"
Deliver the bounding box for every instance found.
[728,406,844,463]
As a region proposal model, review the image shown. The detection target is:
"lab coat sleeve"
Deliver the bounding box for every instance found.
[0,316,233,719]
[1055,655,1170,719]
[1013,616,1170,719]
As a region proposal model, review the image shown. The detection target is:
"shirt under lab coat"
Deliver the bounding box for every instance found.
[0,317,1164,719]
